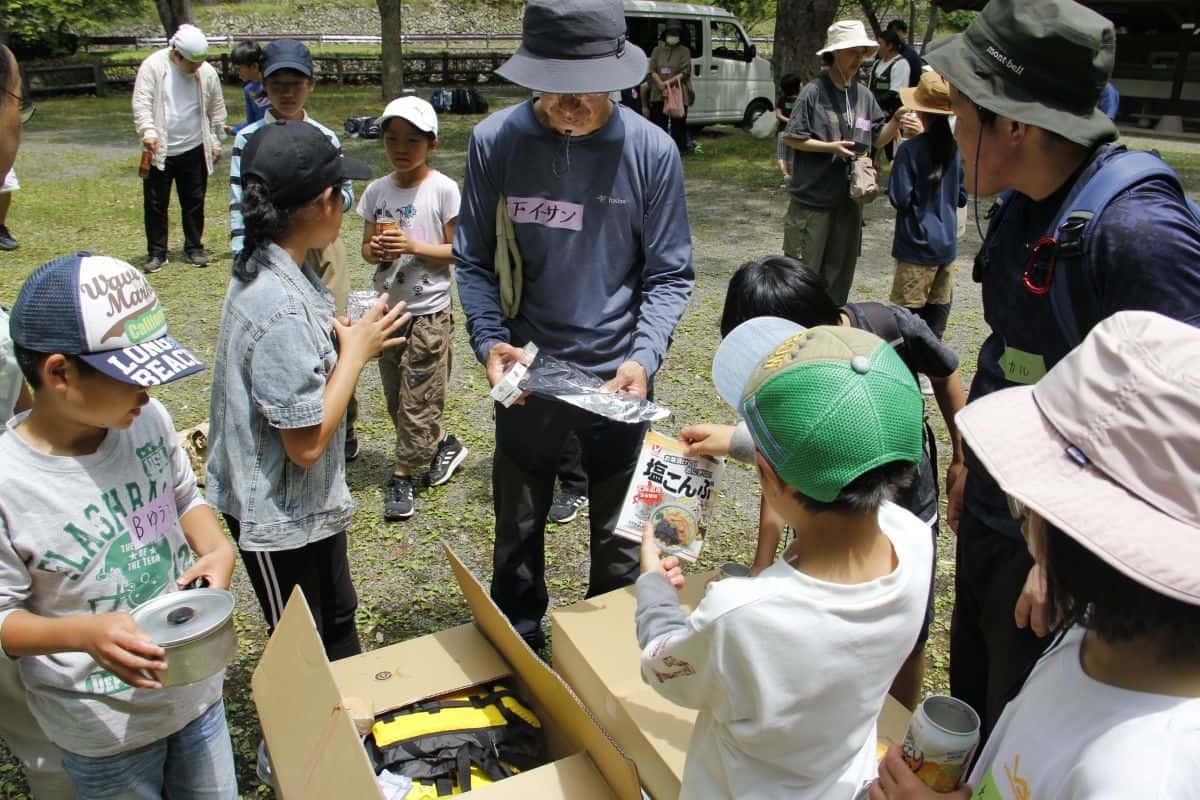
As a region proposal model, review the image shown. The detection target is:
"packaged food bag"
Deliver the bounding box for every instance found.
[614,431,724,562]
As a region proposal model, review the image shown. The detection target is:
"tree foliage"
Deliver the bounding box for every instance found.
[1,0,143,56]
[712,0,777,34]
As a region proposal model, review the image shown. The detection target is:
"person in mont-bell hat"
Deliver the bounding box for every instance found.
[454,0,695,652]
[921,0,1200,744]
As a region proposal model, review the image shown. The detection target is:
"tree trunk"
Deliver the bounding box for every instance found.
[920,5,938,54]
[859,0,884,37]
[773,0,840,83]
[378,0,404,99]
[154,0,194,37]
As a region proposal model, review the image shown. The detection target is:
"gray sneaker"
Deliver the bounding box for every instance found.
[144,255,167,274]
[384,475,415,520]
[185,248,209,267]
[0,225,18,251]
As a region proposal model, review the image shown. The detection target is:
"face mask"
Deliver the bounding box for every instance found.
[665,35,680,46]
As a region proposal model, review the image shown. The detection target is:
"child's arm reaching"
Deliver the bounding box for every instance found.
[636,524,718,710]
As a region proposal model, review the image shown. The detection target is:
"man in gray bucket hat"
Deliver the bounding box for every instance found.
[454,0,694,650]
[924,0,1200,741]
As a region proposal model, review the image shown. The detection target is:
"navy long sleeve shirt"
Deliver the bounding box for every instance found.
[887,134,967,266]
[453,100,694,379]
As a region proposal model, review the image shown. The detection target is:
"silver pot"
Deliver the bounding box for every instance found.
[130,587,236,687]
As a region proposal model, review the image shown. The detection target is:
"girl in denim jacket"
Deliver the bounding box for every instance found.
[206,121,409,662]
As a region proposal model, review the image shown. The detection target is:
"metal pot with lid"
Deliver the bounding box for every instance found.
[130,587,236,687]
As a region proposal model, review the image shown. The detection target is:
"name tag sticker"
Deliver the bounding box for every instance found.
[660,67,673,75]
[999,344,1047,385]
[855,117,872,133]
[507,196,584,232]
[128,492,178,548]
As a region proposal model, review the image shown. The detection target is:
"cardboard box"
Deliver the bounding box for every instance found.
[551,574,911,800]
[252,545,642,799]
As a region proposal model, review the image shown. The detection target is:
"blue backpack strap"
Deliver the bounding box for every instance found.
[1047,149,1195,348]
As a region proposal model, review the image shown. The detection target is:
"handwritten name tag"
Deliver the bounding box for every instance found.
[128,492,177,548]
[855,117,872,133]
[507,196,584,232]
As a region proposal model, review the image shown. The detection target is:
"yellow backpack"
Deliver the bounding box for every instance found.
[370,684,543,796]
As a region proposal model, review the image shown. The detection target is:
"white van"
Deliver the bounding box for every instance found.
[623,0,776,127]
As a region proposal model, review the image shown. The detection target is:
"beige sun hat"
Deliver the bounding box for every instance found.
[899,71,952,115]
[957,311,1200,606]
[816,20,878,56]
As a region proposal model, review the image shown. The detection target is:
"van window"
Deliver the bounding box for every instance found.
[626,17,703,61]
[710,20,750,61]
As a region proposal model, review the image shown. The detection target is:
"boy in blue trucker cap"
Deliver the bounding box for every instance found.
[0,253,237,798]
[636,318,930,799]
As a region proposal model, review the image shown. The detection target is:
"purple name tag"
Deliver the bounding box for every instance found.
[128,492,177,548]
[855,117,872,133]
[507,196,584,232]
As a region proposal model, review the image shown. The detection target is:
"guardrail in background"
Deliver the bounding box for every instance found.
[24,51,514,96]
[80,32,776,50]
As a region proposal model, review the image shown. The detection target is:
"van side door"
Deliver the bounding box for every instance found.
[707,19,756,119]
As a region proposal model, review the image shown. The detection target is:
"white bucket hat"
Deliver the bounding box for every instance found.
[957,311,1200,606]
[816,20,878,56]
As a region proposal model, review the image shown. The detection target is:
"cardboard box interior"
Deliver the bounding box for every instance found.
[551,573,911,800]
[252,545,641,800]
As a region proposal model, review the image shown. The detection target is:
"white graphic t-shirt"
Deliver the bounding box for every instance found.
[0,400,222,757]
[966,627,1200,799]
[356,169,460,317]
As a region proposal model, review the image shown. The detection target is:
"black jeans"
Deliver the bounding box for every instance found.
[224,514,362,661]
[649,101,689,154]
[143,145,207,258]
[949,509,1052,743]
[491,395,647,647]
[555,431,588,496]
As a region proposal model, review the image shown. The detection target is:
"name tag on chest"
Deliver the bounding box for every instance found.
[999,344,1047,385]
[855,117,872,133]
[128,492,178,548]
[507,196,584,231]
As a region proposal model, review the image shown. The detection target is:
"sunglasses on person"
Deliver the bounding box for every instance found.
[4,87,36,124]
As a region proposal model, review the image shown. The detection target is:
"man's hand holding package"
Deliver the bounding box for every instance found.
[599,359,648,400]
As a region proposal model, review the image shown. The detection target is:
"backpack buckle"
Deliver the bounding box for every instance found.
[1055,212,1092,259]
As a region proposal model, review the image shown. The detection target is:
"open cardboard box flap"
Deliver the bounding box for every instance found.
[252,545,641,799]
[552,573,911,799]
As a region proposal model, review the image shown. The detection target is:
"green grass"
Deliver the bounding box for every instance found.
[1,87,1198,798]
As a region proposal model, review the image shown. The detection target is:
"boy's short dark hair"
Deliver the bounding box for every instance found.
[886,18,907,34]
[13,344,95,389]
[720,256,841,338]
[780,73,802,96]
[230,40,263,67]
[791,460,914,514]
[1043,520,1200,660]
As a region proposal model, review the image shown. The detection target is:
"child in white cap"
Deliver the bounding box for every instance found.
[357,96,466,521]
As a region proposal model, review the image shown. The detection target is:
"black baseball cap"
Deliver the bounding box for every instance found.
[241,121,372,208]
[262,38,314,78]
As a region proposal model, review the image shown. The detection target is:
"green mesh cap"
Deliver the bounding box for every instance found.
[740,325,924,502]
